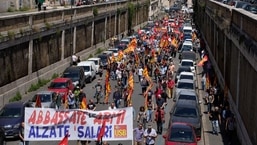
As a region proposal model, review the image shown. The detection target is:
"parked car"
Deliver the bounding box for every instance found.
[0,102,32,139]
[174,79,196,97]
[48,77,75,102]
[179,41,193,53]
[180,59,196,73]
[176,72,195,83]
[242,4,257,14]
[234,1,250,8]
[0,127,4,145]
[102,50,113,57]
[98,54,109,69]
[108,48,119,57]
[88,57,101,73]
[120,38,131,46]
[31,91,56,108]
[173,90,201,104]
[169,100,202,139]
[163,122,200,145]
[77,61,97,83]
[62,66,86,88]
[180,51,197,63]
[175,66,192,83]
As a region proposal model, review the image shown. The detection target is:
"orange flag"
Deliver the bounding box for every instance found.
[35,95,41,108]
[58,133,69,145]
[97,120,106,141]
[80,97,87,109]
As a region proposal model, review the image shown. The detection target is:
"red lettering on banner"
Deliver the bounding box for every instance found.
[76,111,82,124]
[43,111,50,124]
[36,110,43,124]
[116,110,126,124]
[28,110,36,124]
[81,113,87,125]
[51,112,58,124]
[69,112,76,124]
[103,112,113,124]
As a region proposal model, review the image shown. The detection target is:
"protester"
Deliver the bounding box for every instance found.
[143,124,157,145]
[133,123,144,145]
[19,122,29,145]
[154,106,165,134]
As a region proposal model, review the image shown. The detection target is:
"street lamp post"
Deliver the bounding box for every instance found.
[70,1,73,66]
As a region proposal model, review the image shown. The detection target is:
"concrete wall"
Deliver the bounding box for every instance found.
[195,0,257,145]
[0,0,149,106]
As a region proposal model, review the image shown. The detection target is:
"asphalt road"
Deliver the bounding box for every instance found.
[5,50,207,145]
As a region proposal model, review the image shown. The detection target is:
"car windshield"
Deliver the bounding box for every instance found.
[182,53,196,61]
[0,107,22,118]
[32,94,52,103]
[49,82,67,88]
[179,94,196,101]
[174,107,197,118]
[169,127,195,142]
[177,82,194,89]
[181,61,193,67]
[82,66,90,72]
[98,55,107,62]
[63,73,79,80]
[184,30,192,35]
[180,75,193,80]
[177,67,191,74]
[182,45,191,51]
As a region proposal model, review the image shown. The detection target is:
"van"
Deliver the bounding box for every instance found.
[62,66,86,87]
[77,61,97,83]
[88,57,101,73]
[183,25,193,39]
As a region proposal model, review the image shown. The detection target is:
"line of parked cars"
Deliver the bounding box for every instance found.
[162,5,202,145]
[217,0,257,14]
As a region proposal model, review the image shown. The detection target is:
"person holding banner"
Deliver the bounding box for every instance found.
[143,124,157,145]
[19,122,29,145]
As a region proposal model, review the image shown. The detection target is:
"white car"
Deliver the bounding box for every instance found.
[177,72,195,82]
[180,59,196,73]
[77,61,97,83]
[179,41,193,53]
[88,57,101,73]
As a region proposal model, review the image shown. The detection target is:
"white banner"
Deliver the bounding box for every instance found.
[24,107,133,141]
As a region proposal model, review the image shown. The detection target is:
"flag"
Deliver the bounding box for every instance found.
[143,67,149,78]
[104,71,111,103]
[197,55,208,66]
[128,72,134,90]
[97,120,106,141]
[80,97,87,109]
[117,50,124,61]
[206,73,210,90]
[58,133,69,145]
[35,95,41,108]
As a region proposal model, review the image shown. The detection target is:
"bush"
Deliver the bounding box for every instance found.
[7,7,15,12]
[9,92,22,102]
[51,73,59,79]
[19,6,30,11]
[93,7,98,16]
[28,79,50,92]
[94,48,103,55]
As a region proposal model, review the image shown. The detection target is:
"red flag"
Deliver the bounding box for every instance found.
[58,134,68,145]
[97,120,106,141]
[35,95,41,108]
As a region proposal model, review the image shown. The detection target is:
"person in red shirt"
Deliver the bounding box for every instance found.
[167,78,175,99]
[154,106,165,134]
[154,86,163,103]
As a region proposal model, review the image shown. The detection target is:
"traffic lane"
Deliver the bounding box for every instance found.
[6,70,141,145]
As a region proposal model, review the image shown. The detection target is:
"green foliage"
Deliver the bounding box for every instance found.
[7,7,15,12]
[51,73,59,79]
[128,3,135,32]
[94,47,103,55]
[93,7,98,16]
[19,29,24,36]
[19,6,30,11]
[45,22,52,30]
[7,31,15,40]
[28,79,50,92]
[88,54,93,59]
[56,29,61,36]
[9,92,22,102]
[0,33,4,41]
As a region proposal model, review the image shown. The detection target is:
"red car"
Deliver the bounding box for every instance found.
[48,78,75,102]
[163,122,200,145]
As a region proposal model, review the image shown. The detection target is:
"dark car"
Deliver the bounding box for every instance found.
[98,54,109,69]
[62,66,86,88]
[0,102,32,139]
[163,122,199,145]
[175,66,192,83]
[169,100,202,139]
[180,51,197,62]
[0,127,4,144]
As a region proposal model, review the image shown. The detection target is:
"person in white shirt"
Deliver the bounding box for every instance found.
[108,102,117,110]
[143,124,157,145]
[138,67,143,83]
[116,69,122,80]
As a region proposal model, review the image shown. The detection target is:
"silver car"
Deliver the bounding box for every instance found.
[173,90,202,104]
[174,79,196,98]
[31,91,56,108]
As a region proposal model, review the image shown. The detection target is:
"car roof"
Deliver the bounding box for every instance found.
[3,101,29,108]
[177,66,191,70]
[108,48,119,51]
[180,72,194,76]
[36,91,55,95]
[120,38,130,41]
[178,79,194,83]
[88,57,100,61]
[175,99,198,107]
[170,122,193,129]
[182,41,193,45]
[181,59,194,62]
[179,90,197,96]
[77,61,94,65]
[52,77,71,82]
[102,50,113,54]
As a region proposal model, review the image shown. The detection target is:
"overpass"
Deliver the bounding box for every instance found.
[194,0,257,145]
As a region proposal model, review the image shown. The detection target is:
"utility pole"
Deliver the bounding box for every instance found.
[70,1,73,66]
